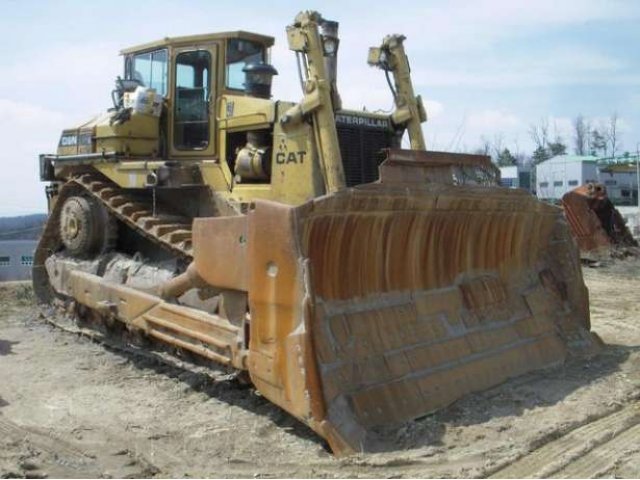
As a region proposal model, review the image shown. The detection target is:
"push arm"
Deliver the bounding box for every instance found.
[368,35,427,150]
[281,11,346,193]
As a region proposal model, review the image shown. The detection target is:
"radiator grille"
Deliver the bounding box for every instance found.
[336,123,398,187]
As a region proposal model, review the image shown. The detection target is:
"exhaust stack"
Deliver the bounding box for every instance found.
[320,19,342,110]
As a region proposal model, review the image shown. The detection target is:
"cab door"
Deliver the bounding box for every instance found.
[169,45,218,158]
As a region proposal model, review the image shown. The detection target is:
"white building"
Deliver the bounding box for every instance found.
[598,164,639,205]
[535,155,599,201]
[499,166,519,188]
[499,165,531,190]
[536,154,639,204]
[0,240,37,281]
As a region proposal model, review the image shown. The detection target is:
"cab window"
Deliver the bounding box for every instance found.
[226,39,264,90]
[174,50,211,150]
[128,49,168,96]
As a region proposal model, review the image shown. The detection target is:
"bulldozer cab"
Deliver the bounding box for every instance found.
[49,20,413,206]
[120,32,274,160]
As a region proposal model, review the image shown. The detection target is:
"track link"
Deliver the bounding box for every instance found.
[71,173,193,259]
[42,304,238,384]
[33,174,195,302]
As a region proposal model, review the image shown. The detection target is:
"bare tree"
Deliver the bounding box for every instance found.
[573,115,590,155]
[511,137,529,166]
[606,112,620,158]
[529,118,549,150]
[472,135,491,157]
[448,116,467,152]
[548,120,565,155]
[491,133,505,161]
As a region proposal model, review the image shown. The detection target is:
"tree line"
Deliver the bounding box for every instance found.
[474,112,625,167]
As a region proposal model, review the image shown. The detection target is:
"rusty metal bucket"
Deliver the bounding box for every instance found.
[562,182,638,255]
[193,151,597,454]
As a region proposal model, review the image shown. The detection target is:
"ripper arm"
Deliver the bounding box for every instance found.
[368,35,427,150]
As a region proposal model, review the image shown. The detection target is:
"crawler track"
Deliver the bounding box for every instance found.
[33,173,195,301]
[41,303,238,384]
[70,173,194,258]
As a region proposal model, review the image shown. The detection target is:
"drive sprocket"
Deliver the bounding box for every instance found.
[59,195,116,257]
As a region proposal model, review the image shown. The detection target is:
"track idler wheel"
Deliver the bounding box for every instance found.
[59,195,115,257]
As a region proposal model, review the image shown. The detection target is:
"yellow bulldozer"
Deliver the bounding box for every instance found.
[34,11,598,455]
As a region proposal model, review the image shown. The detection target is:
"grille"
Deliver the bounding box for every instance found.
[336,122,398,187]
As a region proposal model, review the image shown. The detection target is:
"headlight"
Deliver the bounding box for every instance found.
[320,20,340,57]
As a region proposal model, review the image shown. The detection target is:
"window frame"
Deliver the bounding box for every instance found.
[173,49,213,151]
[224,39,266,92]
[126,48,169,96]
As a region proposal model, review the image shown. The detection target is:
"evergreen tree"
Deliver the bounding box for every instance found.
[532,146,551,165]
[496,148,517,166]
[589,129,606,157]
[548,140,567,156]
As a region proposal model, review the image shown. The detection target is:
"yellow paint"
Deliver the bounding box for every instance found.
[218,95,275,131]
[200,160,232,191]
[95,111,160,156]
[95,161,164,188]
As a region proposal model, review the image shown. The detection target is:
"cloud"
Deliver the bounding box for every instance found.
[0,40,127,215]
[0,99,74,215]
[467,109,524,132]
[413,46,637,89]
[0,42,122,115]
[424,100,444,120]
[399,0,637,53]
[419,107,527,153]
[0,99,68,131]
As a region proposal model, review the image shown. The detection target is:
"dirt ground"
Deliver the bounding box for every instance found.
[1,260,639,479]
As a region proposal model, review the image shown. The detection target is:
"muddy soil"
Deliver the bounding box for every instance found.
[0,261,639,478]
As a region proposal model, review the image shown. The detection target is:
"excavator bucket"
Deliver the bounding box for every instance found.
[191,149,598,454]
[561,182,638,256]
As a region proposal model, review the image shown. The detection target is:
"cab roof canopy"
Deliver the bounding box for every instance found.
[120,31,275,55]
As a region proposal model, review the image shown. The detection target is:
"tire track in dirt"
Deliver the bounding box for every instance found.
[0,414,164,478]
[489,402,640,478]
[0,414,93,466]
[596,317,640,333]
[553,423,640,478]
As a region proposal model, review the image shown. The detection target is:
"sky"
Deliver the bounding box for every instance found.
[0,0,639,216]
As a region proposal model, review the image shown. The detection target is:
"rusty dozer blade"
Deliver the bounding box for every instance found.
[562,182,638,257]
[191,149,598,455]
